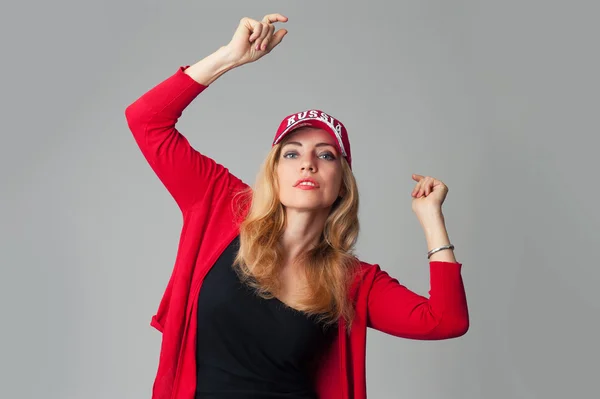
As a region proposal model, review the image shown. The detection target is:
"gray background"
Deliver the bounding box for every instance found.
[1,0,598,398]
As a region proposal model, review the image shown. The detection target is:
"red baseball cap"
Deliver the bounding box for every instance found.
[272,109,352,168]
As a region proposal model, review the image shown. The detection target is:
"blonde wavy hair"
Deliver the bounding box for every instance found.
[232,134,361,329]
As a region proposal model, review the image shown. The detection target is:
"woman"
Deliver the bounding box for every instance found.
[125,13,469,399]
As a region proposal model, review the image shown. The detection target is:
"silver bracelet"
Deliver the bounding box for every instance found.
[427,244,454,259]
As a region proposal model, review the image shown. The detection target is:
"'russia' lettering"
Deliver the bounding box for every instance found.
[285,110,343,137]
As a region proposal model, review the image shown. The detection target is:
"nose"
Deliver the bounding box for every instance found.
[301,155,317,173]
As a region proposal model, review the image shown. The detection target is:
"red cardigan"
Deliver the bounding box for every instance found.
[124,66,469,399]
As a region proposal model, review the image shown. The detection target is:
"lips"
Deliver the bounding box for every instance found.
[294,178,320,188]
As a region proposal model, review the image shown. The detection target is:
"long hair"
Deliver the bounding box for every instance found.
[232,138,361,329]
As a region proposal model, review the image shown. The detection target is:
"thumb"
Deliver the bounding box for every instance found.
[267,29,288,51]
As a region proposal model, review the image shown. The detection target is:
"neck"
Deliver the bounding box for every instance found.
[280,207,330,267]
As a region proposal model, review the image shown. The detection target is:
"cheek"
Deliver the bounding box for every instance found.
[324,169,344,196]
[276,164,292,187]
[329,164,343,184]
[276,165,293,201]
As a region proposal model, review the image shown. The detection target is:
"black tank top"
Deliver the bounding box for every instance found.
[195,235,336,399]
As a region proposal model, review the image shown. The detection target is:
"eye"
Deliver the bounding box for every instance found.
[319,152,336,161]
[283,151,298,159]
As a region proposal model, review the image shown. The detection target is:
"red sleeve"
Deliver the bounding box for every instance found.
[124,66,246,213]
[366,261,469,340]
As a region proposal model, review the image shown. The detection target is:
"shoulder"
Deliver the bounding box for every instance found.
[357,259,380,275]
[348,258,383,295]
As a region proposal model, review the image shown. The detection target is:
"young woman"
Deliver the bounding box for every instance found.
[125,13,469,399]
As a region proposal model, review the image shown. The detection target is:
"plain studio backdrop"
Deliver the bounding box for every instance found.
[0,0,598,398]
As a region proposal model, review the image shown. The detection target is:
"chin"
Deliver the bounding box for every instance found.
[280,198,336,212]
[279,190,338,212]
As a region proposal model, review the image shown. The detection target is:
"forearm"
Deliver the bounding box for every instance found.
[419,211,457,263]
[184,46,240,86]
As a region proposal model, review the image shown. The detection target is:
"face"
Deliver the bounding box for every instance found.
[276,127,344,213]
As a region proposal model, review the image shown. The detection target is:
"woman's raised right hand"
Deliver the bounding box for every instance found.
[224,14,288,67]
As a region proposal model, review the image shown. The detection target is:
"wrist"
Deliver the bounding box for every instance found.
[214,45,244,69]
[184,46,240,86]
[420,213,448,242]
[417,210,456,262]
[418,208,445,227]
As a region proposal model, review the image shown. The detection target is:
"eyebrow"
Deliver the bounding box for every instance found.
[282,141,336,149]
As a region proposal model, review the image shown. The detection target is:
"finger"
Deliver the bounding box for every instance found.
[249,21,263,42]
[428,180,440,195]
[420,179,428,196]
[266,28,288,51]
[412,182,422,197]
[427,179,441,196]
[236,17,256,40]
[424,178,434,196]
[260,24,276,50]
[412,174,424,181]
[411,181,420,196]
[262,13,288,23]
[255,22,271,50]
[418,180,430,197]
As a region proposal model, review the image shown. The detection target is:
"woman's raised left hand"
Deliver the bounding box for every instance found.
[411,174,448,217]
